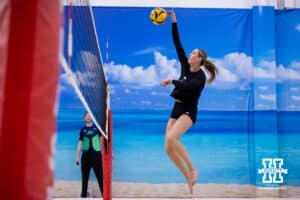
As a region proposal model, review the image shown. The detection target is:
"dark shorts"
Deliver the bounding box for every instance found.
[170,101,198,124]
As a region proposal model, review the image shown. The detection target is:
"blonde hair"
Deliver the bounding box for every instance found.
[198,49,218,84]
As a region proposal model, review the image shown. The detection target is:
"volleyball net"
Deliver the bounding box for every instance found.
[61,0,112,199]
[61,0,108,139]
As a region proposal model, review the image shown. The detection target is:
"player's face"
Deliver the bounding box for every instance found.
[84,113,92,123]
[188,49,202,64]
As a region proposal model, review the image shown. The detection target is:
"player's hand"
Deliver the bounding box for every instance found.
[167,9,176,22]
[160,79,172,86]
[75,157,80,165]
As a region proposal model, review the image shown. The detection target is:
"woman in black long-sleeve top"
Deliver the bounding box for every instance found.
[160,10,218,194]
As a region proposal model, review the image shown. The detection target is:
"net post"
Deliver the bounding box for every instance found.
[0,0,61,199]
[102,81,112,200]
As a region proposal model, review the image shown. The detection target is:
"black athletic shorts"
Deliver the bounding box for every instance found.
[170,101,198,124]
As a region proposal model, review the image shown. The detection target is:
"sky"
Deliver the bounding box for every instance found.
[59,7,300,111]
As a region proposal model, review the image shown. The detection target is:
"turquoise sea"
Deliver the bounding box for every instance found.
[55,109,300,186]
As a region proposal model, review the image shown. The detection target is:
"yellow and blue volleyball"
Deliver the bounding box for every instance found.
[150,8,167,25]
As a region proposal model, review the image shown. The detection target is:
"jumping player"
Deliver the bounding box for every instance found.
[160,10,218,194]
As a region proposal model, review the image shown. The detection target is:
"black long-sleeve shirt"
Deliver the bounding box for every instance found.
[170,23,206,105]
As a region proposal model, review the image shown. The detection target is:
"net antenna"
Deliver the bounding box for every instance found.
[60,0,108,139]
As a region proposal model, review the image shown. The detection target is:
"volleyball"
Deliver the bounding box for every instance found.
[150,8,168,25]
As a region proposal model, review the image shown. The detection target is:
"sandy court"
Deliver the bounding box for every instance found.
[52,181,300,198]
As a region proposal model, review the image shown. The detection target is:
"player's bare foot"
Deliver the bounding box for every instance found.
[190,168,198,186]
[187,176,193,195]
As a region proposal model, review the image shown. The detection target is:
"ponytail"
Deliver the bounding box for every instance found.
[198,49,218,84]
[203,59,218,84]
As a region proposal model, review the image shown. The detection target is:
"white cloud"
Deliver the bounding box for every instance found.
[151,91,158,95]
[221,52,252,81]
[154,51,179,79]
[212,62,238,83]
[290,87,299,91]
[104,62,157,86]
[290,60,300,69]
[104,51,285,90]
[124,89,131,94]
[104,51,179,87]
[124,88,139,94]
[81,51,100,69]
[58,85,68,92]
[260,94,276,101]
[62,51,300,95]
[60,51,102,88]
[151,91,167,96]
[296,24,300,32]
[61,71,98,87]
[133,47,163,55]
[277,64,300,82]
[243,58,300,83]
[286,104,300,110]
[254,60,276,79]
[105,51,255,90]
[291,95,300,101]
[74,71,98,87]
[140,100,152,105]
[256,103,271,109]
[208,52,252,89]
[259,86,268,90]
[254,67,273,78]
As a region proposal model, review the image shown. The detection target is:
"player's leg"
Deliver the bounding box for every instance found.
[92,153,104,196]
[165,117,192,180]
[81,153,92,197]
[165,114,196,193]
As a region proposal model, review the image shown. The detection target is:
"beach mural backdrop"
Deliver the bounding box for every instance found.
[56,7,300,197]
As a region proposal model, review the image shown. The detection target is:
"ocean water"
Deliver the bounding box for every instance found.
[55,109,300,186]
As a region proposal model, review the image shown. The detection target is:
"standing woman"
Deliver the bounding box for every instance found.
[160,10,217,194]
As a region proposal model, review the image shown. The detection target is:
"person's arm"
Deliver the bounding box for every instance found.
[75,141,82,165]
[160,77,204,90]
[76,129,83,165]
[172,78,204,91]
[169,10,188,70]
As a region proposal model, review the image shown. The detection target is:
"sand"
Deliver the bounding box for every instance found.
[52,181,300,198]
